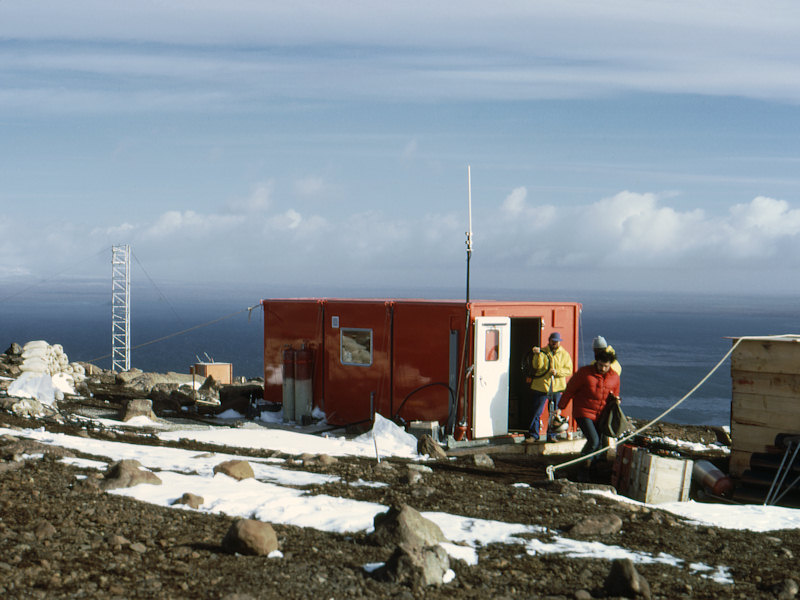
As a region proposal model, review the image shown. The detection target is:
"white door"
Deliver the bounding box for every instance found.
[472,316,510,438]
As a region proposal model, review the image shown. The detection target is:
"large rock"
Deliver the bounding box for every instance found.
[374,542,450,587]
[417,435,448,460]
[222,519,278,556]
[604,558,651,600]
[101,459,162,490]
[121,398,157,421]
[213,460,255,481]
[370,504,447,549]
[171,493,204,509]
[570,513,624,536]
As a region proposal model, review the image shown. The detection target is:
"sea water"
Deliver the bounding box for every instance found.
[1,287,797,427]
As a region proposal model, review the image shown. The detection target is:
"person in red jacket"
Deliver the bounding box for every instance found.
[558,349,621,467]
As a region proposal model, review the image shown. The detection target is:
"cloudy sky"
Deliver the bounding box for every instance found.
[3,1,800,301]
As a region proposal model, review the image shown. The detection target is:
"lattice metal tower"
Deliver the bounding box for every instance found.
[111,245,131,372]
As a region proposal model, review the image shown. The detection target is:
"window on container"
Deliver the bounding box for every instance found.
[485,328,500,361]
[341,328,373,366]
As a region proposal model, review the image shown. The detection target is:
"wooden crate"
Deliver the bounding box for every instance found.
[628,448,692,504]
[730,337,800,477]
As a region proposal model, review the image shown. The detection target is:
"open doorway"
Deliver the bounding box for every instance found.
[508,317,542,431]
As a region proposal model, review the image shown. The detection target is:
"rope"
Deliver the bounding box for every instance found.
[131,251,185,325]
[546,333,800,480]
[83,303,262,364]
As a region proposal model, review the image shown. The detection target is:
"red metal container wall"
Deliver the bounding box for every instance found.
[323,300,393,426]
[262,300,324,406]
[391,301,468,424]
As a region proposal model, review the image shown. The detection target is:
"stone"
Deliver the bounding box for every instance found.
[773,578,800,600]
[5,343,22,356]
[213,460,254,481]
[107,534,131,548]
[32,520,56,540]
[171,493,204,509]
[318,454,338,466]
[101,460,162,490]
[404,468,424,485]
[604,558,651,600]
[417,435,448,460]
[570,513,624,536]
[472,453,495,468]
[121,398,157,422]
[374,542,450,587]
[222,519,278,556]
[370,504,448,549]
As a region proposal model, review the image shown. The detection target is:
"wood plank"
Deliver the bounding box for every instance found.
[731,371,800,398]
[732,395,800,428]
[731,339,800,376]
[730,450,751,477]
[731,420,799,456]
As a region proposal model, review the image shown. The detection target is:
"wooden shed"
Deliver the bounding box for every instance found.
[730,336,800,477]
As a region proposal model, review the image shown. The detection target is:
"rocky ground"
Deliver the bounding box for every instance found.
[1,405,799,600]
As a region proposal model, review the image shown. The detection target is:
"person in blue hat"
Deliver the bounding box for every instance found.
[526,331,573,442]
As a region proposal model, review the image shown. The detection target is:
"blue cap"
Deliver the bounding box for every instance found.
[549,332,562,342]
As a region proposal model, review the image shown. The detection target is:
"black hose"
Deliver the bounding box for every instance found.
[392,382,455,423]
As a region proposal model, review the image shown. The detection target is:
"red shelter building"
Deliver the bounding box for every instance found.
[262,298,581,440]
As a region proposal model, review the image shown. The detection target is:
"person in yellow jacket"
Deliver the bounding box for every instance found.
[592,336,621,375]
[527,331,573,441]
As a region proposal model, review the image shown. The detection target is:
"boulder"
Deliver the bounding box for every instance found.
[370,504,447,549]
[604,558,651,600]
[172,493,205,509]
[121,398,157,422]
[471,453,495,469]
[32,520,57,540]
[374,542,450,587]
[213,460,255,481]
[4,342,22,357]
[222,519,278,556]
[417,435,448,460]
[773,578,800,600]
[570,513,624,536]
[101,459,162,490]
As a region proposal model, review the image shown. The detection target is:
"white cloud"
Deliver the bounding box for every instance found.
[143,210,245,239]
[3,187,800,295]
[226,182,273,214]
[294,177,325,197]
[267,209,302,231]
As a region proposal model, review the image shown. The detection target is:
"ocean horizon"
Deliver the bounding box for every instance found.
[2,284,798,428]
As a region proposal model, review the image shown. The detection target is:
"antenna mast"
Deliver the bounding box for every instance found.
[465,165,473,303]
[111,244,131,372]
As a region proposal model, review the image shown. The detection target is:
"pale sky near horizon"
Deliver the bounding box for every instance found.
[3,1,800,300]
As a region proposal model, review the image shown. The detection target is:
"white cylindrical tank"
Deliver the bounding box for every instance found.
[294,344,313,423]
[282,347,296,423]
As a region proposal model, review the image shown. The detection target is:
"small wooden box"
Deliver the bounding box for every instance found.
[190,362,233,385]
[628,448,692,504]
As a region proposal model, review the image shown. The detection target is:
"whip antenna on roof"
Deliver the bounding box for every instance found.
[465,165,473,303]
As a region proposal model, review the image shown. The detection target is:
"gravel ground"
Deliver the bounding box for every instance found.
[1,410,799,600]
